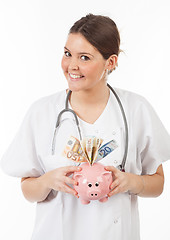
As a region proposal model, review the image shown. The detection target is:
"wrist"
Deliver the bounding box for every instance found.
[134,175,145,195]
[128,173,145,195]
[39,172,52,192]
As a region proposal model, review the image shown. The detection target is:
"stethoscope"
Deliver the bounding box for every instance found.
[52,83,128,172]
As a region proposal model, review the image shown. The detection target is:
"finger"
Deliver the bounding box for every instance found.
[64,176,78,186]
[105,165,118,172]
[63,184,79,198]
[105,166,119,177]
[64,166,82,175]
[108,186,120,197]
[110,179,119,190]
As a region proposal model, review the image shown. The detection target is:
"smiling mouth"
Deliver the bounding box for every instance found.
[69,73,84,80]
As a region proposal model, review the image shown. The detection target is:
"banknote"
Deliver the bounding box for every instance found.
[80,136,103,165]
[63,136,87,163]
[97,140,118,160]
[63,136,103,165]
[91,137,103,163]
[86,137,94,164]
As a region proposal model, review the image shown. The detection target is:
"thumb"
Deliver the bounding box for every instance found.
[64,166,82,174]
[105,166,119,174]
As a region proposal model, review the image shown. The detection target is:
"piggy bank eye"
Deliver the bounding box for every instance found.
[95,182,99,187]
[88,183,92,188]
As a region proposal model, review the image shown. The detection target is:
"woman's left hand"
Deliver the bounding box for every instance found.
[105,164,164,198]
[105,166,132,197]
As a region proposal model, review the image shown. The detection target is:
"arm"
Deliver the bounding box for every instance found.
[21,166,81,203]
[105,164,164,198]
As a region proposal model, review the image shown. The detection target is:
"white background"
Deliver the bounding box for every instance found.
[0,0,170,239]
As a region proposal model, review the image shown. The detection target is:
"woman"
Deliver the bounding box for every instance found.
[1,14,170,240]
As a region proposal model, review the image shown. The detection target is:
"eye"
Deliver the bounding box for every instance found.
[95,182,99,187]
[64,51,71,57]
[80,55,90,61]
[88,183,92,188]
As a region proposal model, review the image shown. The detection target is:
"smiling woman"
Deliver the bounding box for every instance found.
[61,33,115,92]
[1,13,170,240]
[61,14,120,93]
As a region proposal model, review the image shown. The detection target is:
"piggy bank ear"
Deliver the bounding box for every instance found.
[102,172,112,182]
[74,173,83,181]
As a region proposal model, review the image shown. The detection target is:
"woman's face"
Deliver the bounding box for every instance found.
[61,33,108,92]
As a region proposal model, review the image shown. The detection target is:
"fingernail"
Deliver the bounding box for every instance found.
[74,193,79,198]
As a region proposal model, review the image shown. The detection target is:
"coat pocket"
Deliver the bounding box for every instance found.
[98,127,124,168]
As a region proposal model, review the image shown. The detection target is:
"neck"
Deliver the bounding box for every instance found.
[70,82,110,107]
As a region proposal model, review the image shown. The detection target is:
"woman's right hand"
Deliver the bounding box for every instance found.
[41,166,82,198]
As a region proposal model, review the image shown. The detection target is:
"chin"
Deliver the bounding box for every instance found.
[67,80,85,92]
[67,83,81,92]
[69,87,86,93]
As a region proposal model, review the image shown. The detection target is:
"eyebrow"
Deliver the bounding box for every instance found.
[64,47,94,57]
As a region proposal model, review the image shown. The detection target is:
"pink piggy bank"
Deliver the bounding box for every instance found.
[73,162,112,204]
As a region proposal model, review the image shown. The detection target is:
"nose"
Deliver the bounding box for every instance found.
[68,58,79,71]
[91,193,98,197]
[88,190,100,199]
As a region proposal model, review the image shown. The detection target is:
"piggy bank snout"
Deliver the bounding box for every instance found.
[87,182,101,199]
[88,190,101,199]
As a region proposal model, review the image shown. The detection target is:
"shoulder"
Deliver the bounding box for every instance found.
[20,90,66,126]
[113,88,163,129]
[110,87,159,125]
[27,89,66,116]
[113,87,153,113]
[114,88,148,104]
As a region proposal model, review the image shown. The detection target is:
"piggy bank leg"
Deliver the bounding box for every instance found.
[99,196,108,203]
[80,199,90,205]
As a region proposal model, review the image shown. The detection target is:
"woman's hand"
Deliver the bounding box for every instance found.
[105,166,144,197]
[21,166,82,202]
[42,166,82,198]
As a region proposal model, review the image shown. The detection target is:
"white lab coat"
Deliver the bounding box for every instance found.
[1,88,170,240]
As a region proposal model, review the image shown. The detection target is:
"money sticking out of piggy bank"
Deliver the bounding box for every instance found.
[73,162,112,204]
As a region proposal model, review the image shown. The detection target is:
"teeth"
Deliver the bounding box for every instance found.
[69,73,83,79]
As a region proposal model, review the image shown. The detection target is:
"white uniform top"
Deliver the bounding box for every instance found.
[1,88,170,240]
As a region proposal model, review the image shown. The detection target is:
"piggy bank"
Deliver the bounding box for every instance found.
[73,162,112,204]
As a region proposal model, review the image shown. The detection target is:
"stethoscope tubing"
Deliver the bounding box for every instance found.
[106,84,128,171]
[51,83,128,172]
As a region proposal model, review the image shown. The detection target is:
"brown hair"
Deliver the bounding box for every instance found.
[69,13,120,60]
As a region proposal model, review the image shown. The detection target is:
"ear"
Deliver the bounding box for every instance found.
[105,55,118,72]
[73,173,83,181]
[101,171,112,182]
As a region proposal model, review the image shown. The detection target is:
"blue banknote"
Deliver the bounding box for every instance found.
[97,140,118,160]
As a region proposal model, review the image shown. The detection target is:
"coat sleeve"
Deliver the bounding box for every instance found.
[0,103,45,178]
[134,97,170,175]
